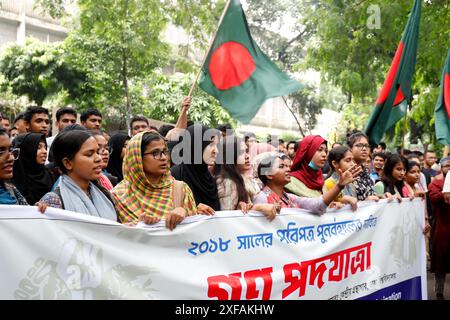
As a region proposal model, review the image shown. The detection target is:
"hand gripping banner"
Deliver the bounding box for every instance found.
[0,199,427,300]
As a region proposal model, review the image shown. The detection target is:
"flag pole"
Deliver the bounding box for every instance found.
[282,96,306,138]
[188,0,232,97]
[401,103,409,152]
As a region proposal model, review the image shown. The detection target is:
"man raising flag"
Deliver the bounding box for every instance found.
[434,48,450,147]
[365,0,422,145]
[198,0,303,124]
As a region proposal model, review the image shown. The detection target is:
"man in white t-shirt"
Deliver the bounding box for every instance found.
[46,107,78,162]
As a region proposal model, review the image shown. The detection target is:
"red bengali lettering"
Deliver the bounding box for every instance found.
[207,272,242,300]
[244,268,273,300]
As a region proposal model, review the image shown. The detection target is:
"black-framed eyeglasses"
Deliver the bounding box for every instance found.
[99,147,113,155]
[144,149,169,160]
[0,147,20,160]
[354,143,370,150]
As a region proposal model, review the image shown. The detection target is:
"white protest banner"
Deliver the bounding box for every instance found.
[0,199,427,300]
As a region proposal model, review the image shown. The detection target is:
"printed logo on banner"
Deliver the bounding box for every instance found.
[14,239,159,300]
[389,213,422,268]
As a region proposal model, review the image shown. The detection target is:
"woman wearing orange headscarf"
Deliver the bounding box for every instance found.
[285,135,328,198]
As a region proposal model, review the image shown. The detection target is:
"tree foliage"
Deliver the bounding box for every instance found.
[17,0,450,148]
[302,0,450,148]
[0,38,92,107]
[137,72,236,128]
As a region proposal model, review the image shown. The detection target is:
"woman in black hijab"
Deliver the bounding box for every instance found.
[12,133,54,205]
[170,123,221,211]
[106,132,130,183]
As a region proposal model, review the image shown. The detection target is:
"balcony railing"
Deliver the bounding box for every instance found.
[25,0,60,24]
[0,0,21,14]
[1,0,60,24]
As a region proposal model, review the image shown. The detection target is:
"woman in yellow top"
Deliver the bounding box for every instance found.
[111,131,197,230]
[323,146,358,211]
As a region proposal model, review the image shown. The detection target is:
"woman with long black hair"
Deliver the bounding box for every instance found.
[374,153,410,201]
[40,130,118,221]
[106,132,130,183]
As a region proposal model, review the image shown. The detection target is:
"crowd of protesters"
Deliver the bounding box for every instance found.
[0,99,449,300]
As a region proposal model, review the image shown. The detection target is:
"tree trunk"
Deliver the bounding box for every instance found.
[122,50,131,129]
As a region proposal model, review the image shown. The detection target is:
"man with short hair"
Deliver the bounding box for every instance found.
[1,117,10,131]
[370,152,385,183]
[245,132,257,148]
[373,142,387,154]
[331,142,342,149]
[13,113,28,134]
[46,107,78,152]
[80,108,102,130]
[130,115,150,136]
[286,141,297,160]
[23,106,50,137]
[423,150,439,178]
[9,127,19,140]
[217,123,233,139]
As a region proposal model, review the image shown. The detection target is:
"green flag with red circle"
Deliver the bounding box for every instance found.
[434,48,450,146]
[365,0,421,145]
[199,0,303,124]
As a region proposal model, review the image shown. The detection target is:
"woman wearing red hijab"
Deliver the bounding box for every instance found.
[285,135,328,198]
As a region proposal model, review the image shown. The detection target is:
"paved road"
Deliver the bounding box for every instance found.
[427,271,450,300]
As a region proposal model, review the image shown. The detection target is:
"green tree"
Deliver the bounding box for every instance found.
[301,0,450,149]
[138,72,236,128]
[62,0,170,122]
[0,37,92,107]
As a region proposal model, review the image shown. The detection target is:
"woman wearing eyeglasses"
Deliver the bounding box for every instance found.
[90,130,117,190]
[347,132,380,202]
[0,128,28,205]
[111,132,197,230]
[12,133,54,205]
[39,130,118,221]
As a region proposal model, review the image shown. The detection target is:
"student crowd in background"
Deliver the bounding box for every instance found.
[0,101,449,299]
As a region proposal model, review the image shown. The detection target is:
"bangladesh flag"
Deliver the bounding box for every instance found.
[199,0,303,124]
[435,48,450,146]
[365,0,421,145]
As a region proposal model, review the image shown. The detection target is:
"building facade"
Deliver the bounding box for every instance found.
[0,0,67,51]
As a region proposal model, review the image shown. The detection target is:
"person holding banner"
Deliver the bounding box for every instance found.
[254,154,361,217]
[402,160,426,199]
[39,130,118,222]
[111,132,198,230]
[285,135,328,198]
[213,136,282,221]
[429,156,450,300]
[0,128,28,205]
[347,132,380,202]
[323,146,358,211]
[374,154,410,202]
